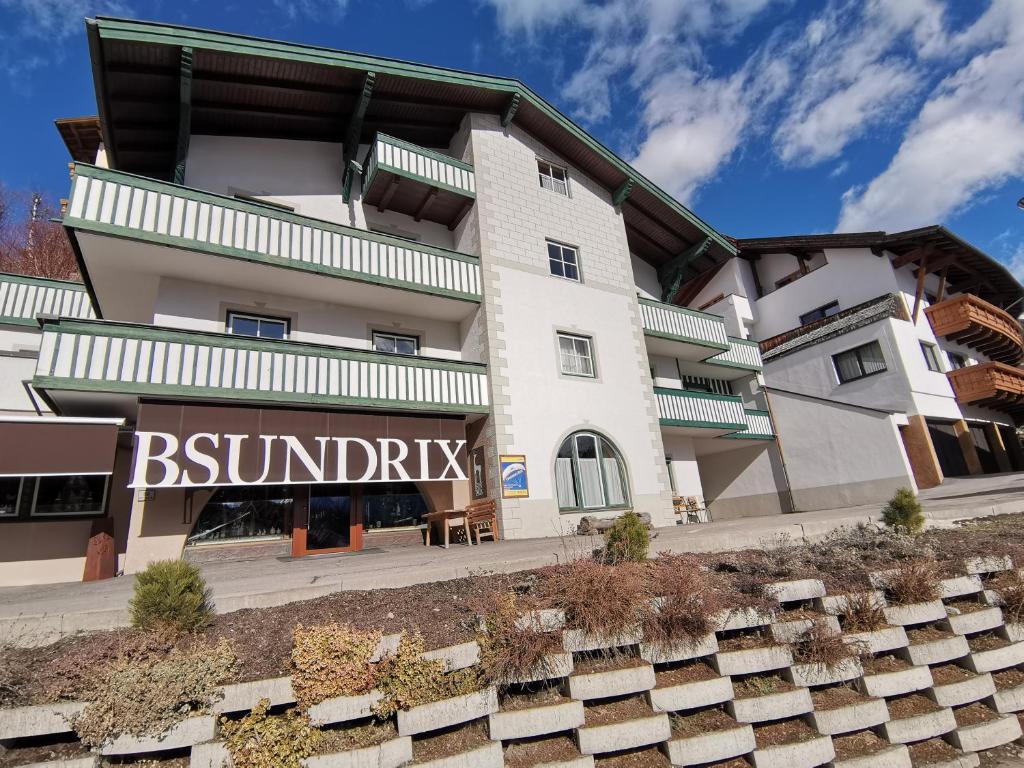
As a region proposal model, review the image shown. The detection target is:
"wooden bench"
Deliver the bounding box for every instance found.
[465,498,499,545]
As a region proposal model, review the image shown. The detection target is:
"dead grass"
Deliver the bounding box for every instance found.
[840,592,889,633]
[995,577,1024,625]
[791,621,862,669]
[474,590,563,689]
[883,560,941,605]
[641,553,728,648]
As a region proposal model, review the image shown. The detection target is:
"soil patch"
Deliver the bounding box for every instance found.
[831,730,892,761]
[993,668,1024,689]
[861,653,912,675]
[670,706,738,737]
[654,661,718,688]
[411,720,489,762]
[907,626,955,644]
[503,734,581,768]
[947,599,988,614]
[573,653,647,675]
[775,607,821,622]
[955,702,1000,726]
[970,633,1011,652]
[753,717,819,747]
[733,674,794,700]
[317,720,398,753]
[810,685,871,710]
[718,631,776,652]
[594,746,671,767]
[500,686,568,712]
[930,663,977,685]
[887,693,942,719]
[907,737,963,765]
[0,738,90,768]
[584,695,654,726]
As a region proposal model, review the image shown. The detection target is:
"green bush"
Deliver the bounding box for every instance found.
[129,559,214,634]
[221,699,321,768]
[604,511,649,563]
[881,488,925,534]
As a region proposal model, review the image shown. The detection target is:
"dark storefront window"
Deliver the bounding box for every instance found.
[188,485,293,545]
[307,484,352,550]
[32,475,108,516]
[363,482,428,530]
[0,478,20,516]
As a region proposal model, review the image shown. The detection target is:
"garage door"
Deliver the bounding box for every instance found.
[926,420,969,477]
[968,425,998,474]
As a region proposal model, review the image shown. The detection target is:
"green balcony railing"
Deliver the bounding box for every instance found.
[363,134,476,198]
[654,387,747,431]
[639,297,729,353]
[0,273,94,326]
[65,164,481,302]
[705,336,763,371]
[723,409,775,440]
[34,319,489,414]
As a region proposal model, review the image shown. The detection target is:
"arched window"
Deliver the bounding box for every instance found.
[555,432,630,511]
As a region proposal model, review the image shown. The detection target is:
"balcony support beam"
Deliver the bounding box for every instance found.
[415,187,438,222]
[377,176,400,212]
[613,178,635,207]
[912,252,929,322]
[342,71,376,203]
[449,199,473,232]
[173,46,193,185]
[501,92,521,127]
[658,237,712,304]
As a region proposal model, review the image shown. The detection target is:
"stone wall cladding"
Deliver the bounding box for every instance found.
[4,556,1024,767]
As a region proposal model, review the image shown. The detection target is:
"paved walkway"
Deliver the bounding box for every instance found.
[2,473,1023,646]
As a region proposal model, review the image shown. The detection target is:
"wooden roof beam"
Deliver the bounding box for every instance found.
[342,71,375,202]
[891,245,933,270]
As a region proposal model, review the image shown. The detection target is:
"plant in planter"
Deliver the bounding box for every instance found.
[642,554,726,647]
[475,590,562,687]
[74,638,236,747]
[128,559,214,634]
[791,621,863,670]
[373,632,483,718]
[221,699,322,768]
[885,559,941,605]
[603,511,649,563]
[538,556,653,640]
[881,488,925,535]
[291,623,382,709]
[995,577,1024,624]
[841,591,888,632]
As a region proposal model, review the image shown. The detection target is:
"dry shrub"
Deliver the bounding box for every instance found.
[475,591,562,688]
[221,699,321,768]
[791,621,860,670]
[841,592,888,633]
[290,623,382,709]
[996,579,1024,624]
[884,560,941,605]
[643,554,728,647]
[74,637,236,746]
[538,556,653,639]
[373,632,483,718]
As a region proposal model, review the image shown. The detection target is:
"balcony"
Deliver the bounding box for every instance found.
[655,387,747,437]
[723,409,775,440]
[925,294,1024,365]
[64,164,481,322]
[361,134,475,230]
[639,297,729,362]
[946,362,1024,421]
[704,337,763,372]
[32,319,489,419]
[0,273,94,326]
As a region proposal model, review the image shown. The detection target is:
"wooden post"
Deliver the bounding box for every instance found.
[912,253,929,323]
[935,265,948,303]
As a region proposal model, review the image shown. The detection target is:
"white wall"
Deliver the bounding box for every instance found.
[0,326,48,414]
[632,253,661,300]
[662,434,703,502]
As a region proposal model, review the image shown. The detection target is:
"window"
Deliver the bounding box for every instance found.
[547,241,580,282]
[799,301,840,326]
[0,476,108,519]
[227,311,289,340]
[833,341,887,384]
[557,333,595,377]
[920,342,944,372]
[537,159,569,196]
[0,478,20,517]
[555,432,630,511]
[372,331,419,356]
[949,352,968,370]
[188,485,292,545]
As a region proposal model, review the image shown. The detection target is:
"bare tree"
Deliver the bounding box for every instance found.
[0,185,80,281]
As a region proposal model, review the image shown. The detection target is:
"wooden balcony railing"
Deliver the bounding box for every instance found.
[947,362,1024,420]
[925,294,1024,365]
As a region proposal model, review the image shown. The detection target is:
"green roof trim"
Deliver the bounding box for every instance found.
[653,387,743,404]
[0,272,88,290]
[88,16,736,257]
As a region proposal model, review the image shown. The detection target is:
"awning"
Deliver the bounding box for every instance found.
[0,417,123,477]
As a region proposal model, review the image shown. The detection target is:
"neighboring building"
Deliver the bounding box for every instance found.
[0,18,780,586]
[674,228,1024,510]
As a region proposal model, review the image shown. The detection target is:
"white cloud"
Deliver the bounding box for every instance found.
[0,0,131,39]
[270,0,349,21]
[838,0,1024,231]
[478,0,584,37]
[829,160,849,177]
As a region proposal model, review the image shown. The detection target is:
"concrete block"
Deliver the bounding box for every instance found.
[843,626,908,655]
[931,673,996,707]
[916,754,980,768]
[727,687,813,724]
[100,715,217,755]
[714,645,793,676]
[515,609,565,632]
[562,626,643,653]
[861,665,933,698]
[878,707,956,744]
[945,606,1003,635]
[396,687,498,737]
[816,591,886,616]
[502,652,574,685]
[304,736,413,768]
[768,579,826,603]
[664,723,755,766]
[649,675,733,713]
[715,607,775,632]
[488,699,584,740]
[750,734,835,768]
[639,633,718,664]
[947,712,1022,752]
[883,600,947,627]
[523,758,593,768]
[900,634,969,666]
[0,701,86,739]
[576,712,670,755]
[964,555,1014,574]
[17,759,97,768]
[963,641,1024,673]
[411,740,503,768]
[567,663,656,701]
[422,641,480,672]
[1005,623,1024,643]
[809,697,889,735]
[190,741,230,768]
[215,676,295,714]
[940,576,984,599]
[830,743,910,768]
[771,616,841,645]
[307,690,384,726]
[991,681,1024,713]
[786,658,863,688]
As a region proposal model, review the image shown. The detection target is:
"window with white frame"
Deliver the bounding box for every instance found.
[547,241,580,282]
[537,159,569,196]
[372,331,419,356]
[833,341,887,384]
[227,311,289,340]
[557,332,595,377]
[555,432,630,511]
[0,475,108,519]
[920,341,944,372]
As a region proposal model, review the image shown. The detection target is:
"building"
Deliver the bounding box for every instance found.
[0,17,782,586]
[673,228,1024,510]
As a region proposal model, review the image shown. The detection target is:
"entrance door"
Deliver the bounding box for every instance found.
[969,425,998,474]
[926,421,969,477]
[292,484,363,556]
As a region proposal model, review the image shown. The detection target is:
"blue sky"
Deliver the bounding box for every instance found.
[2,0,1024,276]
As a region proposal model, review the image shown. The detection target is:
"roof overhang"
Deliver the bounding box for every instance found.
[55,116,103,163]
[83,16,735,271]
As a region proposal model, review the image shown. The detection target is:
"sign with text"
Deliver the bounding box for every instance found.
[499,454,529,499]
[130,403,468,489]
